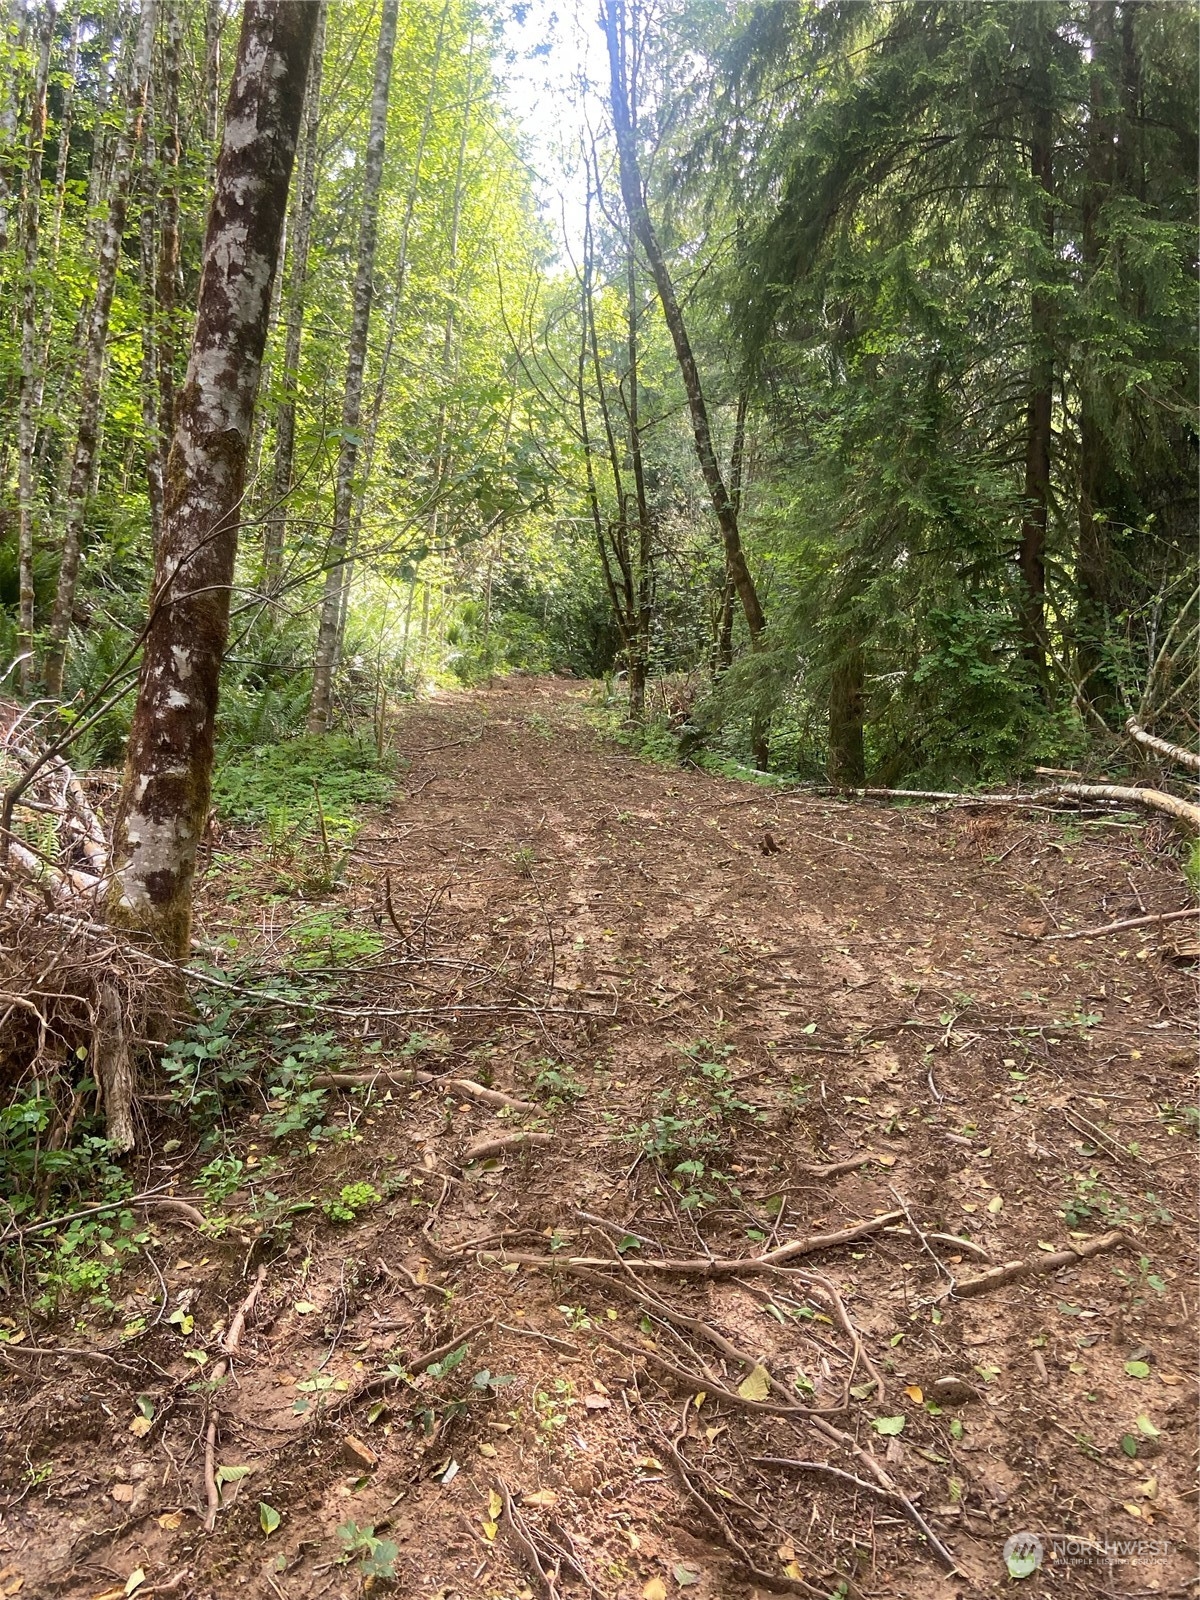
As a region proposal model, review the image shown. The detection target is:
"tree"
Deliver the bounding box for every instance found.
[307,0,400,732]
[108,0,320,957]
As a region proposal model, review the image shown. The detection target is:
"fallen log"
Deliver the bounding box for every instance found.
[787,781,1200,836]
[1125,717,1200,775]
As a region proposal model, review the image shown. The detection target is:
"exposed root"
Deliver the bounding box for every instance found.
[951,1229,1128,1299]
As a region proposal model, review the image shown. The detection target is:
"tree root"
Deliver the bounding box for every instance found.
[463,1130,552,1163]
[951,1230,1127,1299]
[204,1264,268,1533]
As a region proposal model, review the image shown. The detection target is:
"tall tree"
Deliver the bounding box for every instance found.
[108,0,320,957]
[307,0,400,730]
[43,0,157,697]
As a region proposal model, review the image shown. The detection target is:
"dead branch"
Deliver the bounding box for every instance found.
[952,1230,1127,1300]
[1125,717,1200,775]
[312,1069,537,1113]
[204,1265,268,1534]
[489,1211,905,1278]
[1041,906,1199,942]
[788,781,1200,835]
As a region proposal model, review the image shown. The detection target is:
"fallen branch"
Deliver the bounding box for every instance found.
[953,1230,1127,1300]
[1043,906,1199,942]
[489,1211,905,1278]
[789,781,1200,835]
[463,1130,552,1163]
[1125,717,1200,775]
[312,1069,536,1114]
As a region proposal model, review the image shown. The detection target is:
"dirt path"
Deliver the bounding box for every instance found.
[3,677,1196,1600]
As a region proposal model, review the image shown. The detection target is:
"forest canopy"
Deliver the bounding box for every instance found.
[0,0,1195,816]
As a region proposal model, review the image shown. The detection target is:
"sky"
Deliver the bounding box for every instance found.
[497,0,605,259]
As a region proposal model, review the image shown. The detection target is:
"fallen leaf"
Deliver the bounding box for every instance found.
[156,1511,183,1530]
[1124,1360,1151,1379]
[124,1572,146,1597]
[635,1455,664,1473]
[673,1564,701,1586]
[872,1416,906,1436]
[522,1488,557,1508]
[1158,1374,1183,1385]
[1123,1502,1143,1519]
[293,1301,318,1315]
[1136,1415,1160,1438]
[986,1195,1004,1214]
[904,1385,924,1404]
[259,1502,281,1536]
[482,1520,498,1541]
[1139,1476,1158,1499]
[876,1154,897,1168]
[478,1442,497,1458]
[642,1581,667,1600]
[584,1393,611,1410]
[111,1484,134,1504]
[782,1561,804,1581]
[128,1416,153,1438]
[736,1365,771,1403]
[0,1576,22,1597]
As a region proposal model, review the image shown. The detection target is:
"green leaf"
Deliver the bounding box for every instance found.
[872,1415,906,1436]
[1136,1414,1160,1438]
[674,1563,701,1586]
[1124,1360,1151,1379]
[259,1502,281,1535]
[426,1343,468,1380]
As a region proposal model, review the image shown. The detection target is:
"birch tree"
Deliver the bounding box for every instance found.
[108,0,320,958]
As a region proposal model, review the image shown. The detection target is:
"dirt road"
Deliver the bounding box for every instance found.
[3,676,1196,1598]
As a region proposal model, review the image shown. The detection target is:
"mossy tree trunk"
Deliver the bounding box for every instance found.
[109,0,319,959]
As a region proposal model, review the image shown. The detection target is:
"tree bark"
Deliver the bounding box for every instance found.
[307,0,399,732]
[155,0,182,442]
[16,4,55,695]
[828,645,866,785]
[601,0,765,650]
[260,0,325,597]
[1018,89,1054,689]
[138,110,166,543]
[108,0,319,959]
[43,0,157,698]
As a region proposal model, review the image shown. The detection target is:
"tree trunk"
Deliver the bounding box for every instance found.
[0,0,28,262]
[626,227,654,722]
[260,0,325,597]
[44,0,158,698]
[715,388,748,676]
[108,0,319,959]
[16,5,54,696]
[155,0,182,442]
[1018,91,1054,689]
[138,110,166,544]
[1076,1,1116,711]
[307,0,399,732]
[828,646,866,785]
[601,0,765,650]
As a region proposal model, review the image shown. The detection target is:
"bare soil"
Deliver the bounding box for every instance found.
[2,676,1197,1600]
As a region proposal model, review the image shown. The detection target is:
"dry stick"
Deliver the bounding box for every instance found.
[952,1230,1127,1300]
[1042,906,1199,942]
[489,1211,906,1279]
[497,1478,561,1600]
[311,1069,536,1113]
[204,1264,268,1533]
[1125,716,1200,774]
[787,781,1200,834]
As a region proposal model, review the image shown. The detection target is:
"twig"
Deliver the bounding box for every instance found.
[889,1188,955,1287]
[312,1069,536,1113]
[204,1264,269,1533]
[497,1321,580,1355]
[754,1457,958,1571]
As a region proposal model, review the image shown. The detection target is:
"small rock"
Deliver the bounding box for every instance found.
[340,1434,378,1473]
[1128,1346,1154,1364]
[930,1377,982,1406]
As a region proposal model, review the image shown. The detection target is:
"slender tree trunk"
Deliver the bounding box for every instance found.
[203,0,222,169]
[601,0,765,650]
[138,110,166,543]
[307,0,399,732]
[0,0,28,263]
[626,228,653,723]
[261,0,325,597]
[715,387,748,675]
[43,0,157,697]
[109,0,319,960]
[16,4,54,695]
[828,645,866,784]
[1018,93,1054,689]
[31,5,79,455]
[155,0,182,441]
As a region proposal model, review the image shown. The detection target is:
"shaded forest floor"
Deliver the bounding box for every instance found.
[2,676,1197,1600]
